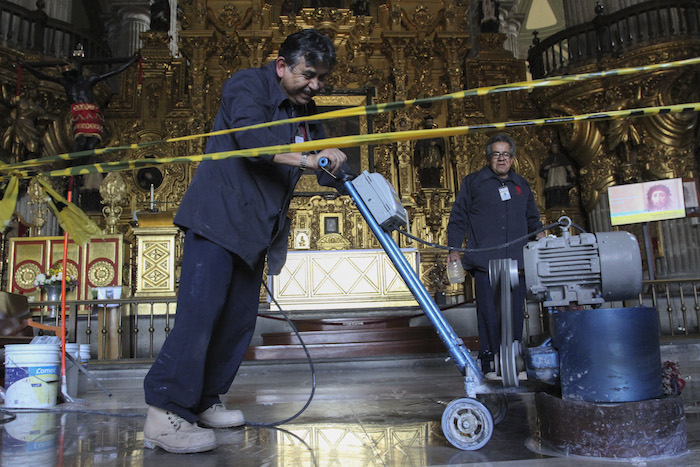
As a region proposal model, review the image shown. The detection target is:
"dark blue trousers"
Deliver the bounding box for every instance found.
[144,230,264,422]
[473,270,526,356]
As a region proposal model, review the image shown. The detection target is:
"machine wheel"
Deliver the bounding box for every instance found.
[441,398,494,450]
[476,393,508,424]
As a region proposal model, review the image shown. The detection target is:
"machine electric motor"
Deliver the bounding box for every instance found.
[523,227,642,307]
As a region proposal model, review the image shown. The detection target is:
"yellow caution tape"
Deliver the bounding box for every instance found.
[35,177,103,245]
[4,56,700,171]
[0,175,20,229]
[37,102,700,177]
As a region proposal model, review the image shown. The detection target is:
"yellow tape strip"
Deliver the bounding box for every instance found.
[5,56,700,171]
[37,102,700,178]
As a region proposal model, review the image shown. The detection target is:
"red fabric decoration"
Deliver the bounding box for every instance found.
[70,103,105,140]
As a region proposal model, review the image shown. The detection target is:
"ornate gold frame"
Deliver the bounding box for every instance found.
[294,92,372,193]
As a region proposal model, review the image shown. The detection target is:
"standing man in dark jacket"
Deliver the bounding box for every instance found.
[447,133,543,374]
[143,29,348,454]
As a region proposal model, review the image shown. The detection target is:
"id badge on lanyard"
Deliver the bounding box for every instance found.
[295,122,307,144]
[499,186,511,201]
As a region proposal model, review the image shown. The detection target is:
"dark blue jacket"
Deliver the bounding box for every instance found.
[447,165,543,272]
[175,62,345,275]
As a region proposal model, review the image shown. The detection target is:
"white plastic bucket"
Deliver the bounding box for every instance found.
[65,343,80,399]
[3,344,61,408]
[78,344,91,394]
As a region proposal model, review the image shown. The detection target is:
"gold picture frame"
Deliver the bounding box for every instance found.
[295,90,373,194]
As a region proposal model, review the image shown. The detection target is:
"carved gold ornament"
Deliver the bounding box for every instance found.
[15,262,42,289]
[88,260,116,287]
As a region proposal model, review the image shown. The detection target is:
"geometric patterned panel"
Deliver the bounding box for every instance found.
[142,241,171,289]
[271,249,419,311]
[134,228,179,297]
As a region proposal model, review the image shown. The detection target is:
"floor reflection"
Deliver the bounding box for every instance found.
[1,353,699,466]
[2,412,58,466]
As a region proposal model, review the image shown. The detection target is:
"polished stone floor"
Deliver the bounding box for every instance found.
[2,345,699,466]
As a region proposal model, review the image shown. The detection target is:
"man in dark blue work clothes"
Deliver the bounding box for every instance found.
[447,133,544,374]
[143,29,348,453]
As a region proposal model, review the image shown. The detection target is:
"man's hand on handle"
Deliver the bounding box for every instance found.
[310,148,346,174]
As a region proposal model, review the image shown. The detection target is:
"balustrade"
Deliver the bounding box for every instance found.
[25,277,698,362]
[0,0,109,59]
[528,0,700,78]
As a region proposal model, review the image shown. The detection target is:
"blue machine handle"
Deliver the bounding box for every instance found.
[319,158,478,376]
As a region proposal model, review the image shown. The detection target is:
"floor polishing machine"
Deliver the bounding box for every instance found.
[319,159,656,452]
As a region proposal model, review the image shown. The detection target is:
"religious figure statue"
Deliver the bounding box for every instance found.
[350,0,370,16]
[20,46,139,211]
[1,86,50,160]
[480,0,500,33]
[281,0,303,17]
[414,116,446,189]
[20,47,139,153]
[150,0,171,32]
[540,141,576,209]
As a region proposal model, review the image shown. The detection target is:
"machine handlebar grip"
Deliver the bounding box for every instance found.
[318,156,354,182]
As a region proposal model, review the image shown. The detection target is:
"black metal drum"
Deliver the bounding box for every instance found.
[552,306,663,402]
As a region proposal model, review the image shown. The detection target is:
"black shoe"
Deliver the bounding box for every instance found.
[479,351,494,373]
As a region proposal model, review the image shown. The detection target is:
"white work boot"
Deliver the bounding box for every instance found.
[143,406,218,453]
[197,403,245,428]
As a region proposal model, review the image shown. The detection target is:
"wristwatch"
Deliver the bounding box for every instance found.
[300,151,310,171]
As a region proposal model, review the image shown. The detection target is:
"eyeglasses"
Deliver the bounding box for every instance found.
[490,151,513,160]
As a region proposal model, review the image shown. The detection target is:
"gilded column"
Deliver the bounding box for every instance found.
[178,31,215,110]
[382,34,414,205]
[238,31,274,70]
[436,32,470,189]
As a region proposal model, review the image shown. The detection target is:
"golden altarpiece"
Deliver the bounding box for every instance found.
[1,1,699,332]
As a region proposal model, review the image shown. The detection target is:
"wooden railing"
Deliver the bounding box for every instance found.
[0,0,109,59]
[527,0,700,78]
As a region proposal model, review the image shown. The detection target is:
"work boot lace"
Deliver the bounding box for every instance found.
[166,411,186,430]
[209,404,224,412]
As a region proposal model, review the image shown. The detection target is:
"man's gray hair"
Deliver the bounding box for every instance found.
[485,133,516,159]
[279,29,336,69]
